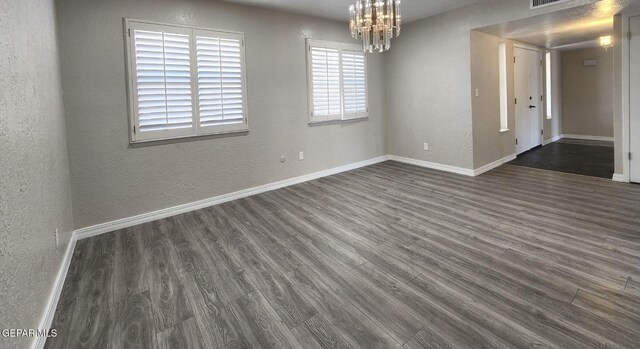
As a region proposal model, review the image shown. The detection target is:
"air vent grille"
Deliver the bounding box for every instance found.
[530,0,570,9]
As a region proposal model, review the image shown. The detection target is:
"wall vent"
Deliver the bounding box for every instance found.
[530,0,571,9]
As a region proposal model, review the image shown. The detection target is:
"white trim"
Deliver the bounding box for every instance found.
[387,155,476,177]
[622,14,638,183]
[31,235,77,349]
[543,134,562,145]
[74,156,389,240]
[72,154,502,240]
[561,134,614,142]
[612,173,626,182]
[473,154,517,176]
[388,154,518,177]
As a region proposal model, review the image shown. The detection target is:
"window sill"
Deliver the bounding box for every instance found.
[499,129,510,134]
[129,128,249,148]
[309,116,369,127]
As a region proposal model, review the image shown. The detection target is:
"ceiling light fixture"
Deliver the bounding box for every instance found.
[349,0,401,53]
[600,35,613,50]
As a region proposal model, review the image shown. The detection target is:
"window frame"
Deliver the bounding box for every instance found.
[305,39,369,125]
[124,18,249,144]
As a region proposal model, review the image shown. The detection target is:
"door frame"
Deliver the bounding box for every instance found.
[513,42,545,153]
[623,14,640,183]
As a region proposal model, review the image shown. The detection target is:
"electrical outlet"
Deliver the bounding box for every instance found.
[424,143,429,151]
[299,152,304,160]
[475,89,479,98]
[280,155,287,163]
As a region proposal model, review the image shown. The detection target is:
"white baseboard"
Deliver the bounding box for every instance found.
[28,152,531,348]
[612,173,625,182]
[34,155,389,348]
[388,154,516,177]
[542,134,563,146]
[74,155,389,240]
[561,134,614,142]
[31,235,77,349]
[75,154,489,242]
[473,154,517,176]
[387,155,475,177]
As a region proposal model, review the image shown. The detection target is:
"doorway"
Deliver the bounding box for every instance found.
[514,46,543,155]
[509,45,616,179]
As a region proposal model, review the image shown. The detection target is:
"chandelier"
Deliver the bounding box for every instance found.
[349,0,401,53]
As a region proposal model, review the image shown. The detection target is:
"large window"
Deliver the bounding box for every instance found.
[125,19,248,143]
[306,40,368,124]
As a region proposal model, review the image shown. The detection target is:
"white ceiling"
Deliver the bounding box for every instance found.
[477,0,636,50]
[220,0,486,23]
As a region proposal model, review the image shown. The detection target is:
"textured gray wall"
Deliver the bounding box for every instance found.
[470,31,516,168]
[385,0,605,170]
[55,0,387,229]
[0,0,74,347]
[561,47,614,138]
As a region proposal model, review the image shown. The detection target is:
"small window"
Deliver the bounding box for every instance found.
[545,51,552,119]
[306,40,368,124]
[125,19,248,143]
[498,42,509,132]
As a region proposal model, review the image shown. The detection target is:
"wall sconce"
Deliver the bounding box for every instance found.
[600,35,613,51]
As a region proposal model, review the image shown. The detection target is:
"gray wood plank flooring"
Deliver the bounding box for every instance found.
[44,161,640,349]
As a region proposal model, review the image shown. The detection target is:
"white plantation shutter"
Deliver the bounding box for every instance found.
[126,20,248,143]
[310,46,342,120]
[306,40,369,123]
[342,50,367,118]
[131,25,195,140]
[196,31,246,130]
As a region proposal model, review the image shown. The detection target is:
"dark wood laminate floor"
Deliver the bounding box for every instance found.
[45,161,640,349]
[508,138,614,179]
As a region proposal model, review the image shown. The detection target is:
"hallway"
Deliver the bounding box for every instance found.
[508,138,614,179]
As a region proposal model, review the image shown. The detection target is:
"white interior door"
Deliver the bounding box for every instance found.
[631,16,640,183]
[514,47,543,155]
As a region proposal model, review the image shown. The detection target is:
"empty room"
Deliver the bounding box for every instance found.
[2,0,640,348]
